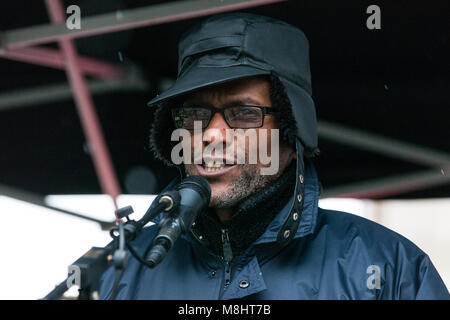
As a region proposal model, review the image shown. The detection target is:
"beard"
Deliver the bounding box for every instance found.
[185,163,282,209]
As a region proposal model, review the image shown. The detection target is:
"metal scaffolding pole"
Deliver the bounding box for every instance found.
[0,184,115,230]
[1,0,286,50]
[45,0,121,211]
[0,46,124,79]
[2,0,447,200]
[0,65,148,110]
[321,167,450,199]
[318,120,450,168]
[318,120,450,198]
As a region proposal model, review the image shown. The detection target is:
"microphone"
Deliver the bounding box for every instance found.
[146,176,211,267]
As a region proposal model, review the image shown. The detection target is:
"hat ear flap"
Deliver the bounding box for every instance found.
[150,100,179,167]
[268,74,298,149]
[269,74,320,158]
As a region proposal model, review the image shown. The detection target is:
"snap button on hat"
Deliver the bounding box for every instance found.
[293,212,299,221]
[297,194,302,203]
[283,229,291,239]
[239,280,250,289]
[299,174,304,184]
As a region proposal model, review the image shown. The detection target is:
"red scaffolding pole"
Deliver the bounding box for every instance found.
[45,0,121,213]
[0,46,124,79]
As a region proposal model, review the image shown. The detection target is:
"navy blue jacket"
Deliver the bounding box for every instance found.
[99,164,449,299]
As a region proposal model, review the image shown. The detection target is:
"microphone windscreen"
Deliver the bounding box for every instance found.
[176,175,211,204]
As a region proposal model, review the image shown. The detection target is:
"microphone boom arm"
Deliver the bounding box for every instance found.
[42,191,180,300]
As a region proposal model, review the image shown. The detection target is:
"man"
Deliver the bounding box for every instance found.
[99,12,449,299]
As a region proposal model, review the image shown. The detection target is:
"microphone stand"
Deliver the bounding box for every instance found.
[42,192,179,300]
[43,242,115,300]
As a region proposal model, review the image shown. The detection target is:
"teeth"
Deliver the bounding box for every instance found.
[204,160,224,168]
[205,161,213,167]
[204,160,225,172]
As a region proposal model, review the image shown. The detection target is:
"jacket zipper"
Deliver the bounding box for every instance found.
[221,229,233,288]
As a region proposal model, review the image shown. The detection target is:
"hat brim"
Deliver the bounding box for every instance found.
[147,62,271,106]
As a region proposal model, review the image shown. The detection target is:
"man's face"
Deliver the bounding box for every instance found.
[182,76,295,208]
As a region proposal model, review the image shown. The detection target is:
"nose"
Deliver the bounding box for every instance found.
[207,111,229,130]
[204,111,229,145]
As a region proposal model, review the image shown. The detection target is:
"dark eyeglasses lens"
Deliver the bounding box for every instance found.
[225,106,263,128]
[172,107,211,129]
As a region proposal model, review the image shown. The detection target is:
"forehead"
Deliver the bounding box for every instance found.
[183,75,271,106]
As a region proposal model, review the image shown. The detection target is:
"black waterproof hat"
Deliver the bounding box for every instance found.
[148,12,318,153]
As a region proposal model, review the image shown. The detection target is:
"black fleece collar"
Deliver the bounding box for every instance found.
[192,162,296,258]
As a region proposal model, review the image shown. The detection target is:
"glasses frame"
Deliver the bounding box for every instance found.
[171,105,277,129]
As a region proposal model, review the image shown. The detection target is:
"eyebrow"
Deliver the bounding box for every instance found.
[183,97,266,108]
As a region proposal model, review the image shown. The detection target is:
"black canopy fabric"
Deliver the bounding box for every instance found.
[0,0,449,199]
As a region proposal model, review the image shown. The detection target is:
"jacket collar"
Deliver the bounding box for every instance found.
[252,158,320,245]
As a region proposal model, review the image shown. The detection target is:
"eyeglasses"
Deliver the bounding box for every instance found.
[171,105,277,130]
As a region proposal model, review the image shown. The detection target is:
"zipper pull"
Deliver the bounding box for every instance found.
[221,229,233,262]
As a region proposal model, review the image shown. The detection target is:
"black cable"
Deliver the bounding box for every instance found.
[139,200,168,227]
[126,241,156,269]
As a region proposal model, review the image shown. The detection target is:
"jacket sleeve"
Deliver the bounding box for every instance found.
[413,255,449,300]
